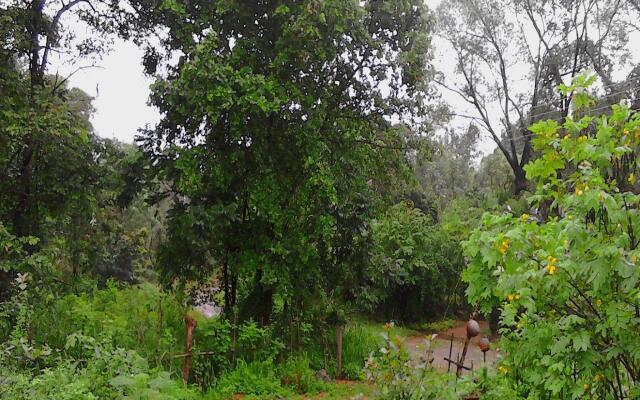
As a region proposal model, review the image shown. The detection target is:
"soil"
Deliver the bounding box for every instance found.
[405,320,500,372]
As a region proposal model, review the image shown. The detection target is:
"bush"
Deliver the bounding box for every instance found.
[364,325,472,399]
[278,356,326,393]
[29,282,184,369]
[409,319,456,334]
[207,360,292,399]
[341,323,383,380]
[356,202,465,322]
[464,75,640,398]
[0,333,198,399]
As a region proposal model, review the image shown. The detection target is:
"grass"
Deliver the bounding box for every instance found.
[408,319,456,334]
[288,381,375,400]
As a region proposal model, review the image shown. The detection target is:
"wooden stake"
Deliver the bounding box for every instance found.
[182,313,197,384]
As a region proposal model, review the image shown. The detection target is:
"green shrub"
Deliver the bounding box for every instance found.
[278,356,325,393]
[358,202,466,322]
[364,326,472,399]
[1,333,197,399]
[464,75,640,398]
[207,360,292,399]
[30,282,184,369]
[409,319,456,334]
[341,323,382,380]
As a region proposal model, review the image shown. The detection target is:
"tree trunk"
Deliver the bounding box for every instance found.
[489,307,500,337]
[513,166,529,195]
[12,142,33,237]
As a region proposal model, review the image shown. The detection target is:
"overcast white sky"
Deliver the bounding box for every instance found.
[64,40,159,144]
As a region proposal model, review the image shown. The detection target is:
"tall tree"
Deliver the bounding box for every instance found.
[0,0,119,237]
[436,0,639,193]
[138,0,436,322]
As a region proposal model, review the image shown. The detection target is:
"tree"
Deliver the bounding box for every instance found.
[357,201,466,321]
[0,0,121,237]
[414,124,480,213]
[436,0,640,194]
[138,0,436,324]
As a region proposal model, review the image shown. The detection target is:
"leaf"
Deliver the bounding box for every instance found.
[109,375,136,388]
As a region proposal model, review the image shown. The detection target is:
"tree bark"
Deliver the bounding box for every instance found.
[513,166,529,195]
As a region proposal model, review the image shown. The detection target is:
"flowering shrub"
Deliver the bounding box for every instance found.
[364,323,468,400]
[464,75,640,399]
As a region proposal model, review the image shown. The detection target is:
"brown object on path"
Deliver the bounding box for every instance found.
[466,319,480,338]
[406,320,499,372]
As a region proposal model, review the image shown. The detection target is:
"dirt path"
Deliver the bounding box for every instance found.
[405,320,499,372]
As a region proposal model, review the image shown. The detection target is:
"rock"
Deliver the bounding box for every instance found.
[316,369,330,382]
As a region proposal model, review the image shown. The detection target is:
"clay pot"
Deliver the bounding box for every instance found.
[479,336,490,352]
[467,319,480,338]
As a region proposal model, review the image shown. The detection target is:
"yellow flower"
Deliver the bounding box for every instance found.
[499,239,510,254]
[383,321,395,331]
[583,383,590,390]
[498,365,509,374]
[575,188,584,196]
[507,294,515,302]
[515,294,521,300]
[594,374,604,382]
[548,265,557,275]
[521,213,530,222]
[567,214,574,220]
[584,185,589,191]
[624,129,630,135]
[547,256,558,265]
[628,173,636,184]
[579,135,587,142]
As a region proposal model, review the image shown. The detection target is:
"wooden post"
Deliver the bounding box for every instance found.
[336,324,344,377]
[447,334,454,372]
[183,313,197,384]
[231,310,237,366]
[456,337,471,378]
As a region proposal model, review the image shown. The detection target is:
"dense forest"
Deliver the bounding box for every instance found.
[1,0,640,399]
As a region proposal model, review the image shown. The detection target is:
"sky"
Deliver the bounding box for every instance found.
[64,39,159,144]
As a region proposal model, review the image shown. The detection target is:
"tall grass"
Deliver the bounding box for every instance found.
[341,323,383,379]
[30,282,185,369]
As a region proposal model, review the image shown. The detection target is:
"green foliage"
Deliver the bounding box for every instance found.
[207,360,295,399]
[1,332,198,399]
[364,326,471,399]
[29,282,184,368]
[340,323,385,380]
[464,75,640,398]
[357,202,465,321]
[409,319,456,334]
[139,0,435,331]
